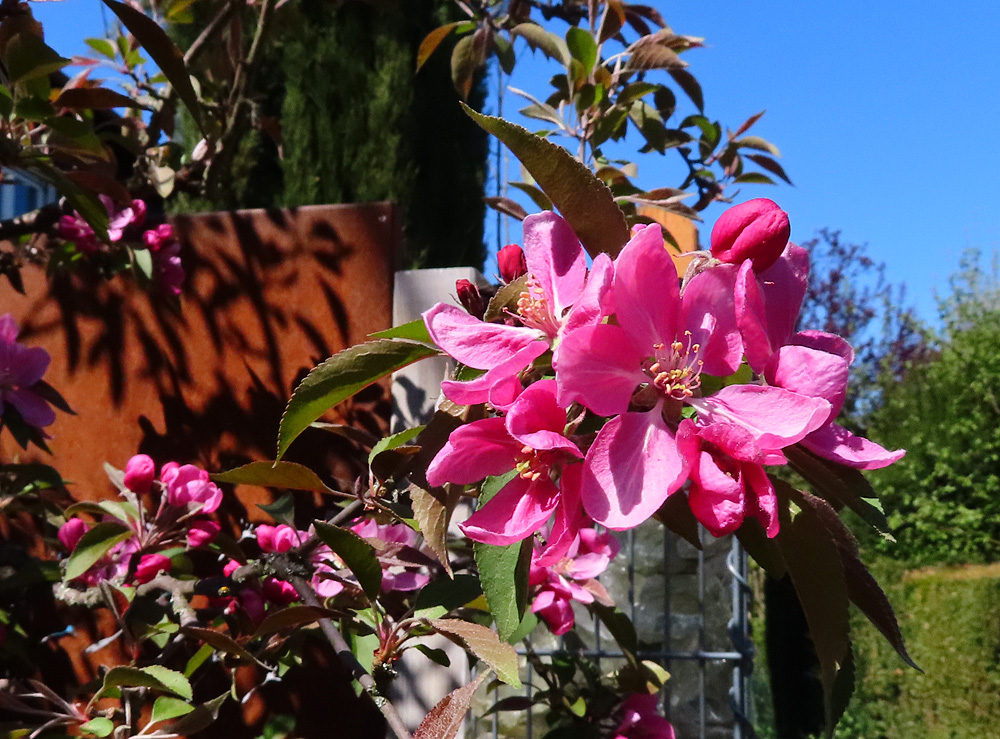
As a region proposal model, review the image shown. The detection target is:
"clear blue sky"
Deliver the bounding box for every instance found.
[37,1,1000,321]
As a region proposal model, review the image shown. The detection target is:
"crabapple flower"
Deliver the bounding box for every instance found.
[710,198,790,272]
[423,212,612,407]
[124,454,156,494]
[351,519,430,592]
[144,225,185,296]
[161,463,223,513]
[58,518,89,551]
[257,524,303,553]
[613,694,676,739]
[736,248,905,470]
[427,380,585,548]
[0,314,56,429]
[57,196,145,254]
[187,519,221,548]
[556,224,831,529]
[497,243,528,282]
[134,553,171,584]
[262,578,299,605]
[529,528,620,635]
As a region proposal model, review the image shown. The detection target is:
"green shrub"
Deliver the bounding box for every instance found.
[837,560,1000,738]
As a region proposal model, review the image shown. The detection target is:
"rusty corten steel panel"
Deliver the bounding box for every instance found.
[2,202,399,504]
[0,203,400,735]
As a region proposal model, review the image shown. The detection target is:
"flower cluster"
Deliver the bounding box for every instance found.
[425,199,904,552]
[0,314,56,431]
[57,197,185,295]
[58,454,223,589]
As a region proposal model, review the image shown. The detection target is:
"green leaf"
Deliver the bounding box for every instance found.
[494,34,515,75]
[430,619,520,687]
[101,665,193,701]
[182,626,259,664]
[13,95,54,121]
[212,461,334,494]
[162,693,229,736]
[150,696,194,724]
[80,718,114,737]
[369,318,433,344]
[0,85,12,119]
[0,463,64,494]
[565,27,597,72]
[412,671,489,739]
[276,339,438,461]
[313,521,382,600]
[732,172,775,186]
[464,106,630,259]
[258,494,296,527]
[617,81,660,107]
[101,0,202,129]
[64,522,133,580]
[505,611,539,644]
[734,135,780,156]
[511,24,569,65]
[86,38,118,60]
[415,574,483,619]
[592,603,638,656]
[450,34,478,100]
[413,643,452,668]
[369,426,424,467]
[507,182,553,211]
[133,248,154,280]
[4,33,69,83]
[473,472,531,641]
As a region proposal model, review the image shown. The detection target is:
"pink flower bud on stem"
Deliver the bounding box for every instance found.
[709,198,790,272]
[497,244,528,282]
[455,279,486,320]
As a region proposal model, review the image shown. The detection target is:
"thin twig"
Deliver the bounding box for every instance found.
[287,575,414,739]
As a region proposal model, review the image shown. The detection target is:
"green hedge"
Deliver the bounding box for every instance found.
[835,561,1000,738]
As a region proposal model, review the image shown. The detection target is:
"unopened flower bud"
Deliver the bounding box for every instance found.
[456,279,485,319]
[187,519,221,548]
[124,454,156,494]
[58,518,88,551]
[498,244,528,282]
[709,198,790,272]
[134,553,171,584]
[256,524,300,553]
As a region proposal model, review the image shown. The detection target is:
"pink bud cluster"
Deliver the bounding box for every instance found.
[422,199,904,559]
[58,454,223,588]
[56,197,184,295]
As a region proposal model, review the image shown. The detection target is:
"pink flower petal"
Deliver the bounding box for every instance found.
[765,344,849,420]
[793,330,855,364]
[581,407,689,529]
[611,224,679,351]
[688,451,745,536]
[440,340,548,407]
[459,475,559,545]
[522,212,587,317]
[691,385,831,449]
[682,264,743,376]
[562,253,614,336]
[0,314,18,343]
[426,417,520,486]
[554,324,646,416]
[506,379,581,455]
[535,464,587,566]
[801,422,906,470]
[423,303,541,369]
[743,463,779,537]
[4,388,56,427]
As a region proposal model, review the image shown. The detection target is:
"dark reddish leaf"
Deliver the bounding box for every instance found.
[55,87,143,111]
[746,153,793,185]
[598,0,626,43]
[733,110,766,137]
[484,196,528,221]
[669,68,703,112]
[416,22,462,73]
[626,44,686,72]
[413,671,489,739]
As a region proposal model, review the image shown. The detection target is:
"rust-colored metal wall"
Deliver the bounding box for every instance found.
[0,203,400,736]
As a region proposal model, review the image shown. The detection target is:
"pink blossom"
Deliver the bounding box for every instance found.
[555,225,831,529]
[124,454,156,494]
[262,578,300,605]
[58,518,89,551]
[57,196,145,254]
[736,250,905,470]
[0,314,56,429]
[710,198,790,272]
[161,463,223,513]
[529,528,620,635]
[256,524,304,553]
[134,553,171,584]
[143,225,185,296]
[423,213,612,407]
[613,694,676,739]
[187,519,221,548]
[427,380,586,549]
[350,519,430,592]
[497,243,528,282]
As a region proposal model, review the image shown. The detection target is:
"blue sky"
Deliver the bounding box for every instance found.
[37,1,1000,321]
